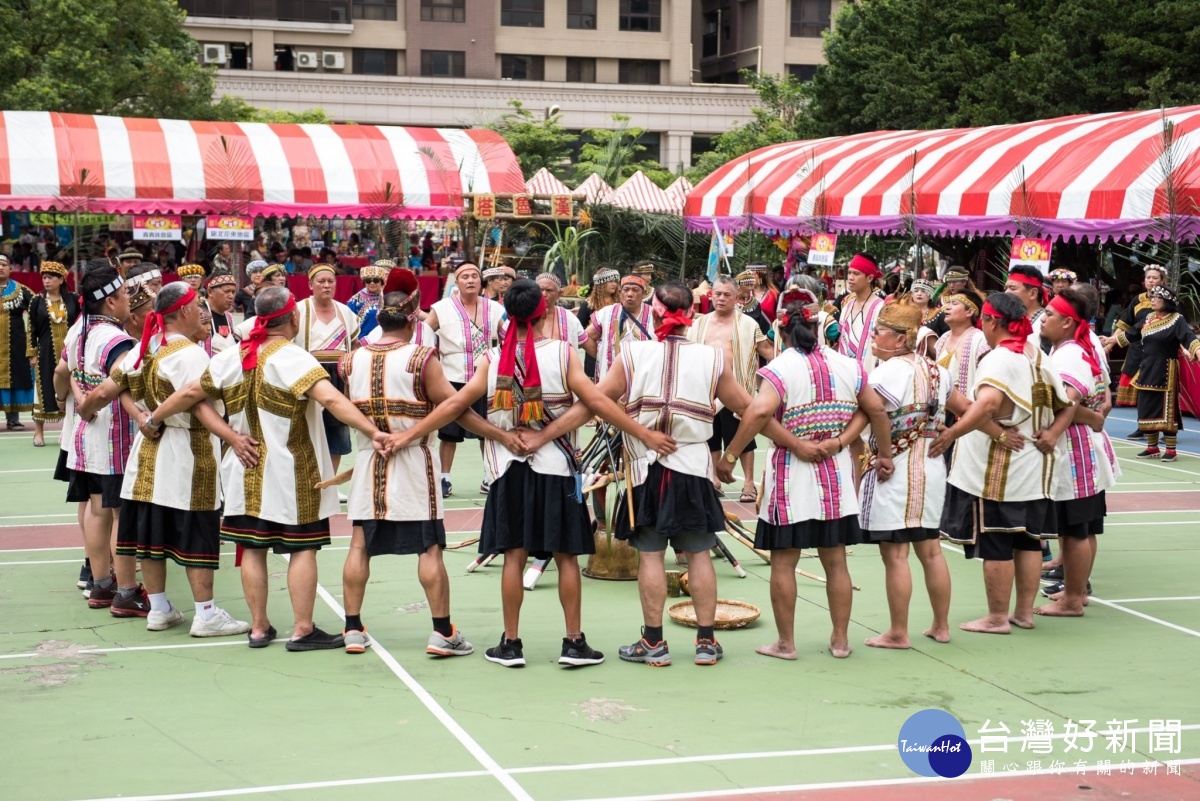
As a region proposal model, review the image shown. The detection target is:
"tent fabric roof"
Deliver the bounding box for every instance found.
[0,111,525,219]
[684,106,1200,241]
[524,167,572,196]
[577,172,613,204]
[608,171,676,214]
[664,176,693,213]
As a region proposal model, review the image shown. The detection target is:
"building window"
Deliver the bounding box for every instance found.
[787,64,818,82]
[500,55,545,81]
[619,0,661,32]
[228,42,250,69]
[354,0,397,21]
[419,0,464,23]
[567,0,596,29]
[790,0,831,38]
[565,57,596,83]
[178,1,352,23]
[421,50,465,78]
[501,0,544,27]
[618,59,660,85]
[353,48,397,75]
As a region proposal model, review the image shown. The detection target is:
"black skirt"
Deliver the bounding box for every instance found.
[1054,492,1106,539]
[614,461,727,542]
[54,449,71,483]
[1136,386,1182,432]
[117,499,221,569]
[756,516,862,550]
[356,519,446,557]
[221,514,330,553]
[481,460,594,557]
[66,469,123,507]
[863,526,940,544]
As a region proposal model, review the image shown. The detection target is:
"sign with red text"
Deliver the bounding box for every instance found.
[807,232,838,266]
[1009,237,1052,272]
[132,215,182,241]
[205,215,255,241]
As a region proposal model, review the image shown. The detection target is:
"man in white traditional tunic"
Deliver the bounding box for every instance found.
[931,292,1073,635]
[391,279,675,669]
[1034,288,1119,618]
[109,284,254,636]
[424,261,500,497]
[688,275,772,503]
[202,271,239,355]
[153,287,390,651]
[933,290,989,465]
[835,254,885,376]
[1006,264,1050,348]
[295,264,360,474]
[336,274,499,656]
[583,274,653,383]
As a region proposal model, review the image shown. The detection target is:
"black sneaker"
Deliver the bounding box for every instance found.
[1041,565,1064,580]
[87,582,117,609]
[1161,450,1178,463]
[485,635,525,668]
[1041,580,1092,598]
[77,561,92,590]
[1128,429,1146,440]
[110,585,150,618]
[559,634,605,667]
[618,629,671,666]
[695,638,724,666]
[441,477,452,498]
[285,626,345,652]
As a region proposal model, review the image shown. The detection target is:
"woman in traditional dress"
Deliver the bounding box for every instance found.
[746,262,779,321]
[933,290,989,464]
[1103,284,1200,462]
[347,260,393,340]
[858,299,953,648]
[28,262,81,446]
[907,278,940,358]
[773,275,837,355]
[1112,265,1165,420]
[576,267,619,379]
[720,295,894,660]
[0,254,35,429]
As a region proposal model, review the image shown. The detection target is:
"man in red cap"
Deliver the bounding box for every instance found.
[835,253,885,376]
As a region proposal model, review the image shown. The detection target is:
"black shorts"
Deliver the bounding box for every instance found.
[438,381,487,443]
[707,407,755,453]
[66,470,123,508]
[974,529,1045,562]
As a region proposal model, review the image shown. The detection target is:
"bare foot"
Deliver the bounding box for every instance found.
[1047,591,1089,606]
[829,639,852,658]
[756,641,798,660]
[923,627,951,643]
[1008,614,1035,630]
[1034,600,1085,617]
[959,616,1011,634]
[864,632,910,649]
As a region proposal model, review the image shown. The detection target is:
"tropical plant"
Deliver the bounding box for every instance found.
[534,223,598,279]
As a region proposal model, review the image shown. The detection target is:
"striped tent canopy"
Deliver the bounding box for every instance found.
[608,171,676,215]
[685,106,1200,241]
[576,172,613,204]
[0,111,525,219]
[664,176,694,213]
[524,167,572,196]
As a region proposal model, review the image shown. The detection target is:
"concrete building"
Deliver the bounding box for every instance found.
[181,1,841,173]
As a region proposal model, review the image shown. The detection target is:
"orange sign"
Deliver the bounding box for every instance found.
[132,215,183,241]
[513,194,532,216]
[807,232,838,267]
[474,194,496,219]
[205,215,255,241]
[551,194,572,219]
[1009,237,1052,272]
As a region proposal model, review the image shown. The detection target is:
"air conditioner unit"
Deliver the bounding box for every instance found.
[322,51,345,70]
[296,51,320,70]
[203,44,227,65]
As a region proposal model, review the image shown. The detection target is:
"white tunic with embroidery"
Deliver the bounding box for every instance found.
[947,343,1071,503]
[859,355,951,531]
[362,320,437,347]
[340,341,442,521]
[688,311,766,399]
[202,340,338,524]
[756,347,864,525]
[483,339,576,482]
[935,326,990,397]
[588,302,653,382]
[621,337,721,484]
[1049,340,1120,501]
[64,317,135,475]
[431,295,499,383]
[837,294,884,375]
[295,298,359,359]
[114,335,221,511]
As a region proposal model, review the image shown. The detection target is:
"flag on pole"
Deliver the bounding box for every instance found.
[707,220,723,283]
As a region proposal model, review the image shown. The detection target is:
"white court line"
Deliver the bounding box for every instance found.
[0,638,283,660]
[0,513,77,520]
[1105,596,1200,603]
[1109,488,1200,494]
[0,468,53,474]
[306,566,533,801]
[1117,457,1200,478]
[1106,520,1200,527]
[1107,509,1200,515]
[69,770,491,801]
[562,757,1200,801]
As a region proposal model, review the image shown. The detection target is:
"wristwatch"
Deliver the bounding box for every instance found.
[722,450,738,464]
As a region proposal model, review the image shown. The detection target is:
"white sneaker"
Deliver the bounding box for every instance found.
[427,626,474,657]
[189,607,251,638]
[147,606,186,631]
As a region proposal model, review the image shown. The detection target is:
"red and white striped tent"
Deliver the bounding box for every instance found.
[524,167,572,196]
[664,176,694,213]
[685,106,1200,241]
[0,111,525,219]
[577,172,613,204]
[608,171,676,215]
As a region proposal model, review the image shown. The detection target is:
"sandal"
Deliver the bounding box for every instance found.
[248,625,277,649]
[739,487,758,504]
[32,437,45,447]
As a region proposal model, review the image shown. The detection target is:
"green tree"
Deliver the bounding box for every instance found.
[574,114,674,187]
[487,100,577,180]
[688,71,808,181]
[209,97,333,124]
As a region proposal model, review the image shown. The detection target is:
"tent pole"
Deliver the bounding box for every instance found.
[680,228,688,280]
[73,211,79,278]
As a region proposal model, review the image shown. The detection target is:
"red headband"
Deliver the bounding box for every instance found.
[493,295,547,422]
[1048,294,1102,377]
[651,295,693,340]
[1009,271,1049,305]
[239,296,297,370]
[848,254,881,280]
[134,288,197,368]
[981,300,1033,354]
[780,305,814,328]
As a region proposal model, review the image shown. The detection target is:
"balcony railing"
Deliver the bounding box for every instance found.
[179,0,352,24]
